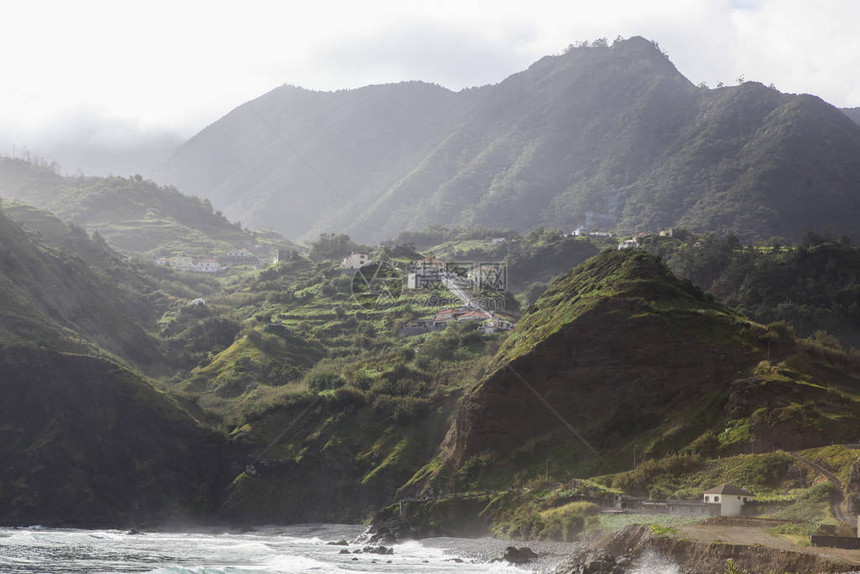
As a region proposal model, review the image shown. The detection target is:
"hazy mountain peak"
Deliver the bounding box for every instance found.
[159,37,860,243]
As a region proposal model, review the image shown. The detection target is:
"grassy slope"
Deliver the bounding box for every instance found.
[0,157,300,257]
[0,347,223,527]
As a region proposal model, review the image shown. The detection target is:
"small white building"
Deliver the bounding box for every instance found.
[477,319,514,334]
[340,253,373,271]
[618,239,638,250]
[192,259,223,273]
[703,484,753,517]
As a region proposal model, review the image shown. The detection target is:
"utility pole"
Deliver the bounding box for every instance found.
[633,444,639,469]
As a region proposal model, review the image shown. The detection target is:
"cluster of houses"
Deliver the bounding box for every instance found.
[617,228,675,251]
[154,248,268,273]
[399,307,513,337]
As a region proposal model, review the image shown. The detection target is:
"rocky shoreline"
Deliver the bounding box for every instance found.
[553,524,860,574]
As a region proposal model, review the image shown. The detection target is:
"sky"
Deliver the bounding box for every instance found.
[2,0,859,176]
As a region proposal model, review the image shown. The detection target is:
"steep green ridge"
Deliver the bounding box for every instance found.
[0,157,295,257]
[162,36,860,243]
[378,249,860,541]
[435,250,762,480]
[429,250,860,494]
[0,205,168,366]
[0,347,223,527]
[0,206,232,526]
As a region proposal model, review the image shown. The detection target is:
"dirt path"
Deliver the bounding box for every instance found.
[791,452,852,523]
[677,518,860,567]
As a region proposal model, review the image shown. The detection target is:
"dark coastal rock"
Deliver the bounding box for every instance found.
[360,545,394,555]
[361,506,442,544]
[326,538,349,546]
[500,546,539,564]
[571,552,622,574]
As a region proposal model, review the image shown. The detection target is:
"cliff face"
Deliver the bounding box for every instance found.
[0,347,224,527]
[438,250,767,480]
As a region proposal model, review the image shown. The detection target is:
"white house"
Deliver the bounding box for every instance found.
[192,259,223,273]
[618,239,638,250]
[477,319,513,334]
[703,484,753,517]
[340,253,373,271]
[406,258,445,289]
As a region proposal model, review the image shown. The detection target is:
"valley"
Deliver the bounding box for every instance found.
[3,34,860,573]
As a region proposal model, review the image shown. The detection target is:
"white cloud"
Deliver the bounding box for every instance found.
[0,0,858,175]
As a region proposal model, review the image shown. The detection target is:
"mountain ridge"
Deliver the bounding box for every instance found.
[161,36,860,243]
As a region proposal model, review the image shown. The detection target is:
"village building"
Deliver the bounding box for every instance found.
[218,248,260,267]
[457,310,490,324]
[618,239,638,250]
[407,257,446,289]
[398,319,449,337]
[154,257,170,266]
[434,308,463,323]
[407,271,442,289]
[340,252,373,271]
[477,319,514,334]
[702,484,753,517]
[192,259,223,273]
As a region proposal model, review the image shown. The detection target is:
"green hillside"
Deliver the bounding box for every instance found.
[162,36,860,244]
[5,204,860,533]
[425,251,860,486]
[0,347,223,527]
[0,204,164,365]
[0,205,230,526]
[0,156,298,257]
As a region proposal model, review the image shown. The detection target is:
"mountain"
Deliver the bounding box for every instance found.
[420,250,860,490]
[0,156,286,257]
[0,347,223,527]
[0,205,227,526]
[0,204,166,365]
[844,107,860,126]
[161,36,860,243]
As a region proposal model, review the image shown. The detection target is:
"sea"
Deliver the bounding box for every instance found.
[0,524,681,573]
[0,524,538,573]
